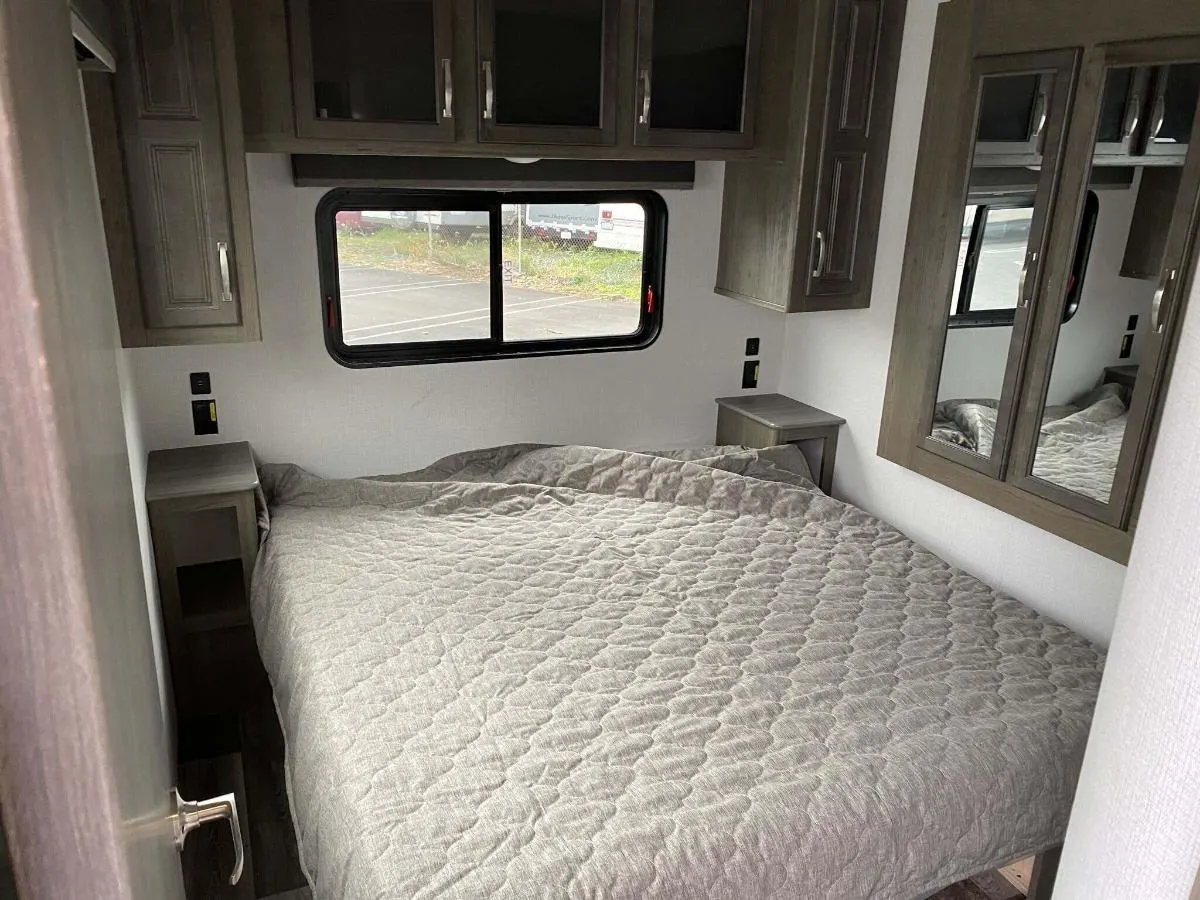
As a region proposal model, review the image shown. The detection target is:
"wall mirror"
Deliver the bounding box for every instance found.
[922,54,1076,478]
[879,0,1200,562]
[1010,51,1200,525]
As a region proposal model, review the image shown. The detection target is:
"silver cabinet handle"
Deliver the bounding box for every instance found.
[217,241,232,303]
[1121,91,1141,142]
[1150,94,1167,142]
[1017,249,1038,308]
[482,60,494,121]
[441,58,453,119]
[172,788,243,885]
[1031,89,1048,142]
[638,68,651,126]
[812,230,827,278]
[1152,267,1177,333]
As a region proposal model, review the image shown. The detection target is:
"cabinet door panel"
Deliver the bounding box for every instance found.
[116,0,241,329]
[973,72,1052,164]
[476,0,618,145]
[634,0,761,148]
[289,0,455,142]
[139,137,222,322]
[1145,62,1200,159]
[129,0,197,117]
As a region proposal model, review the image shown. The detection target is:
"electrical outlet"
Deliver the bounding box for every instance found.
[742,360,760,390]
[745,337,760,356]
[189,371,211,395]
[1120,333,1134,359]
[192,399,219,435]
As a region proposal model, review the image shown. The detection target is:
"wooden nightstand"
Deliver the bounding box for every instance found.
[715,394,846,494]
[146,442,266,722]
[1103,364,1139,390]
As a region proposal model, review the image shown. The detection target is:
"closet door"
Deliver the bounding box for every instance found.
[476,0,619,145]
[1011,39,1200,526]
[919,51,1078,479]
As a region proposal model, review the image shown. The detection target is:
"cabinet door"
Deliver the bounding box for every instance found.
[115,0,246,329]
[634,0,762,149]
[1091,65,1151,159]
[973,71,1052,165]
[1012,41,1200,528]
[921,51,1077,481]
[476,0,618,145]
[289,0,455,142]
[1144,62,1200,160]
[805,0,886,303]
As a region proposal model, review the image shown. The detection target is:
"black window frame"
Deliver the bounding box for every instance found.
[317,188,667,367]
[948,189,1099,329]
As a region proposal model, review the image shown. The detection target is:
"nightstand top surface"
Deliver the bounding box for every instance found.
[146,441,258,502]
[715,394,846,431]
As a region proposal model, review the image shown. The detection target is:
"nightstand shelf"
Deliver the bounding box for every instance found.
[178,559,250,634]
[715,393,846,494]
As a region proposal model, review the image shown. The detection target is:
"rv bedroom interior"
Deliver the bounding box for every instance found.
[7,0,1200,898]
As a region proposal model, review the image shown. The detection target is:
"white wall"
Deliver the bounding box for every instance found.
[127,156,785,477]
[937,184,1156,406]
[1054,273,1200,900]
[776,0,1125,644]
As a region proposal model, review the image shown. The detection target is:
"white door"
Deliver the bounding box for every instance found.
[0,0,186,897]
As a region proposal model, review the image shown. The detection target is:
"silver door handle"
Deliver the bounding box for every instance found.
[638,68,651,125]
[171,788,243,885]
[441,58,453,119]
[217,241,232,303]
[812,229,827,278]
[1017,249,1038,308]
[1151,94,1167,142]
[1152,267,1177,333]
[482,60,494,120]
[1121,91,1141,141]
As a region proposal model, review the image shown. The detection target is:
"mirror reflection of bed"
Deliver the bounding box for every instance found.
[931,169,1162,506]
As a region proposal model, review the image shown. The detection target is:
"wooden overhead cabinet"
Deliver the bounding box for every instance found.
[715,0,906,312]
[95,0,259,346]
[234,0,788,160]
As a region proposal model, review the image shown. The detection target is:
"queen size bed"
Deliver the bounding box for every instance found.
[250,443,1102,900]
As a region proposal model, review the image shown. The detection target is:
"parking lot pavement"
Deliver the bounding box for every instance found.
[338,266,641,345]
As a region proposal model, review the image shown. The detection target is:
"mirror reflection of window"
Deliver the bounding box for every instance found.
[928,71,1050,460]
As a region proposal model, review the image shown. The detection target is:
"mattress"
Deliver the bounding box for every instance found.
[250,444,1103,900]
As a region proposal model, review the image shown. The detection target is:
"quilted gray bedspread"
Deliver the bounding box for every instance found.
[250,445,1103,900]
[931,384,1126,503]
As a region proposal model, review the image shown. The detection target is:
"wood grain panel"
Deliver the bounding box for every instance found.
[130,0,197,118]
[838,0,879,132]
[823,151,867,282]
[144,139,214,312]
